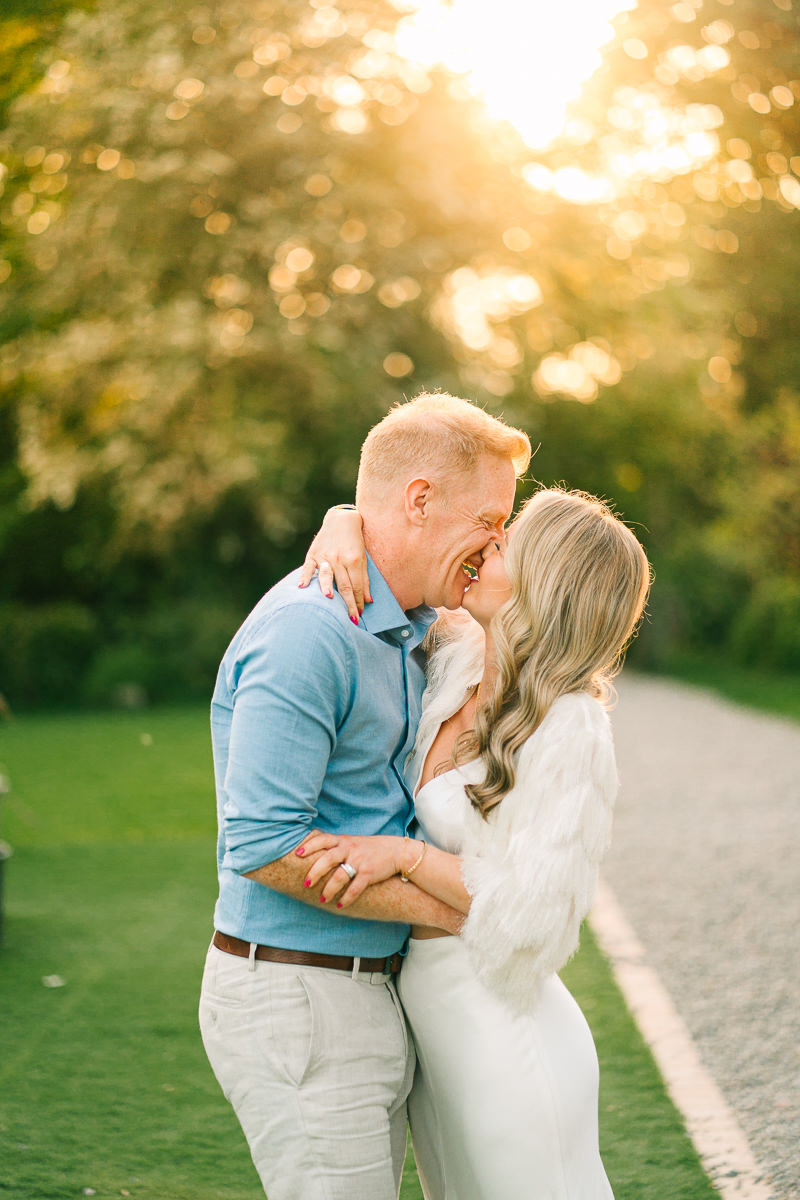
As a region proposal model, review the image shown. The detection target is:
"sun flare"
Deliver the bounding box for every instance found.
[395,0,636,151]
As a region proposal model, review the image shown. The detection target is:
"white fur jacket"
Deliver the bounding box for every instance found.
[408,614,619,1013]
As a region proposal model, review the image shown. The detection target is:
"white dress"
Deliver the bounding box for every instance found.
[397,618,617,1200]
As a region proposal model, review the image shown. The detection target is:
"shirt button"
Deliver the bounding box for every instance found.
[401,629,411,638]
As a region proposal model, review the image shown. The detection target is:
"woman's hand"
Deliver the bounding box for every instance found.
[298,507,371,624]
[296,831,411,909]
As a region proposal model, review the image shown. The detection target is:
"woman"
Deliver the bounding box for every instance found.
[300,488,650,1199]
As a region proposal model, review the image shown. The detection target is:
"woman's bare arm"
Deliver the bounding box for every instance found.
[244,845,464,933]
[298,506,369,622]
[296,832,472,916]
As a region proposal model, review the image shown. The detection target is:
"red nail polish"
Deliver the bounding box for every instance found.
[326,591,334,599]
[296,847,305,856]
[320,895,326,903]
[304,879,310,887]
[336,902,343,909]
[351,615,358,625]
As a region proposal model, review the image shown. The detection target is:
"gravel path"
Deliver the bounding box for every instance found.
[604,674,800,1200]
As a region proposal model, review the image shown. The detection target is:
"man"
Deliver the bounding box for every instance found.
[199,393,530,1200]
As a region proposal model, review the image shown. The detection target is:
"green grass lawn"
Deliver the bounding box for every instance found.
[0,705,717,1199]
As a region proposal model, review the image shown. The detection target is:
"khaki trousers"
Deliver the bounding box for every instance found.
[199,942,414,1200]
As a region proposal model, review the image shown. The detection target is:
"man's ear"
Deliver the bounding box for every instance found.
[404,477,433,526]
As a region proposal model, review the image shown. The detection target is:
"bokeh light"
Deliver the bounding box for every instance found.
[396,0,636,149]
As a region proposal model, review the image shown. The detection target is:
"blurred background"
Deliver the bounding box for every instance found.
[1,0,798,710]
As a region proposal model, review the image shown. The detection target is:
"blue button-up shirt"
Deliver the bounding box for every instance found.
[210,556,436,956]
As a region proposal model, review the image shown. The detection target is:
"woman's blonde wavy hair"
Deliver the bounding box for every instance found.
[455,487,652,817]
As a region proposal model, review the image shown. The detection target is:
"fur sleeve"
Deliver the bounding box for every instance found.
[459,693,618,1013]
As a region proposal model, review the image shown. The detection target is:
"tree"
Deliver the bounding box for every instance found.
[528,0,800,664]
[1,0,798,704]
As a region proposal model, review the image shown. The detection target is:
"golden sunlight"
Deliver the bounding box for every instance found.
[395,0,636,150]
[395,0,724,203]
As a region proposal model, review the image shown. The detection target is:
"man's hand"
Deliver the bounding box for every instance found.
[244,838,463,935]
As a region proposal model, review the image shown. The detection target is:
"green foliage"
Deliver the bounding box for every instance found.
[82,642,160,707]
[0,0,505,551]
[0,598,240,710]
[0,703,717,1199]
[0,602,98,706]
[553,0,800,672]
[93,601,240,705]
[0,0,798,704]
[651,653,800,723]
[0,0,95,128]
[731,575,800,670]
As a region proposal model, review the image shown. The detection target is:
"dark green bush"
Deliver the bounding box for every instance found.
[139,601,242,701]
[82,642,160,708]
[83,600,243,707]
[731,578,800,671]
[0,603,99,707]
[0,599,242,710]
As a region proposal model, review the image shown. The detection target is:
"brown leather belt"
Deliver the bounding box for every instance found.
[213,930,403,975]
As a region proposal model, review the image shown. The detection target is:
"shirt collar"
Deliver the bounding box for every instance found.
[360,553,437,647]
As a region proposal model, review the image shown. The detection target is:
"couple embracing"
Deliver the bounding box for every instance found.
[199,393,650,1199]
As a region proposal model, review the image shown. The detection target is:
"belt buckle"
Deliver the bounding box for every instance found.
[383,953,400,976]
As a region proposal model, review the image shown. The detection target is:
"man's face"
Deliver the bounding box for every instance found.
[421,454,518,610]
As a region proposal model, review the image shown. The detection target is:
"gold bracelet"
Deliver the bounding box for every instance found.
[400,835,426,882]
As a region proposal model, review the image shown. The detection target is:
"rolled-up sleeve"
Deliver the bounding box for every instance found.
[220,604,354,873]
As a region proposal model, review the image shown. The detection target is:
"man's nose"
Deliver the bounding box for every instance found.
[477,532,504,563]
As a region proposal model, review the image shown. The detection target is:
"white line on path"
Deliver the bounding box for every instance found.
[589,878,775,1200]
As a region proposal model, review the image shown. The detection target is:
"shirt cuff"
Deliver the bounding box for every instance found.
[222,826,307,874]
